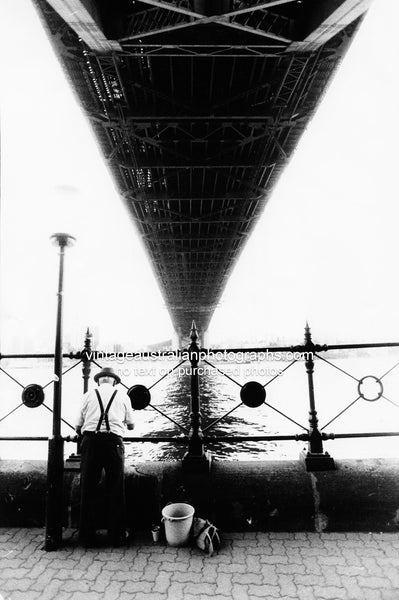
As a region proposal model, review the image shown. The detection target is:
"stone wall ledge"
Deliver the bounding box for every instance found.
[1,458,398,531]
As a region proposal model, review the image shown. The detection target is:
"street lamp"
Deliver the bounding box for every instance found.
[45,233,75,551]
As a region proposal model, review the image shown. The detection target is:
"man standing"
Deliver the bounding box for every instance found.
[75,367,134,547]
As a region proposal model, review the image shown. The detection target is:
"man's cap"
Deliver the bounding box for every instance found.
[94,367,121,384]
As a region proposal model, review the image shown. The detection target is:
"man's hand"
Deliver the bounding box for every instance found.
[127,423,134,431]
[76,426,82,436]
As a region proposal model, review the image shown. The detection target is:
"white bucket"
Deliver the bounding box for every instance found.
[161,503,195,547]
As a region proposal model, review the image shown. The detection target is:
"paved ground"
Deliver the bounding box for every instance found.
[0,529,398,600]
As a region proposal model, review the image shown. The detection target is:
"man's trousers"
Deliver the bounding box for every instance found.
[79,432,126,543]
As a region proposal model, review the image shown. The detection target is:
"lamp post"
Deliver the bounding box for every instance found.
[45,233,76,551]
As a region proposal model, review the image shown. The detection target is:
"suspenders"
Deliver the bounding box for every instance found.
[94,389,118,433]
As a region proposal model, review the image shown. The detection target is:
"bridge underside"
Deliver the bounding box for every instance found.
[34,0,370,340]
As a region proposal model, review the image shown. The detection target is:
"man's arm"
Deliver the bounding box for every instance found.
[124,396,135,430]
[75,393,88,434]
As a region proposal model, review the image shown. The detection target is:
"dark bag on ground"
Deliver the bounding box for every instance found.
[191,517,221,556]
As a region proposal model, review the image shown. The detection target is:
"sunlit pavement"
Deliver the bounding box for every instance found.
[0,529,398,600]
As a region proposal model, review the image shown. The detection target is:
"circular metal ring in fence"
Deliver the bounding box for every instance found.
[22,384,45,408]
[357,375,383,402]
[240,381,266,408]
[128,385,151,410]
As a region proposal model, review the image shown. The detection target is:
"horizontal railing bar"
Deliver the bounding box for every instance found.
[323,432,399,439]
[204,434,306,442]
[0,351,181,360]
[207,343,399,353]
[322,343,399,351]
[0,437,49,441]
[2,342,399,361]
[2,431,399,444]
[0,353,81,360]
[124,437,188,443]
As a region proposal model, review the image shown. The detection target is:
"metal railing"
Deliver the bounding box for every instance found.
[2,322,399,548]
[2,323,399,460]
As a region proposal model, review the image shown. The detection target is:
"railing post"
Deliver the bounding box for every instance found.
[45,233,76,550]
[82,328,92,394]
[300,322,335,471]
[65,329,91,469]
[183,321,211,470]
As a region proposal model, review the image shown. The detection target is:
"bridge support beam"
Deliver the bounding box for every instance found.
[43,0,122,52]
[289,0,372,51]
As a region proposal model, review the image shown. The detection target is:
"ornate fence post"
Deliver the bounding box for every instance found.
[183,321,211,469]
[82,328,92,394]
[65,328,91,469]
[45,233,76,550]
[301,322,335,471]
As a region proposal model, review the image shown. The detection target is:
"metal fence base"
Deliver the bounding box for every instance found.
[182,451,212,472]
[300,449,336,471]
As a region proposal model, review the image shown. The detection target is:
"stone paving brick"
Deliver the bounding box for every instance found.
[218,562,247,573]
[276,562,306,575]
[278,573,298,597]
[313,585,348,599]
[1,578,35,592]
[122,580,153,594]
[340,575,365,599]
[294,574,326,587]
[358,575,392,589]
[133,593,167,600]
[231,547,247,562]
[248,583,281,597]
[9,591,41,600]
[69,592,103,600]
[320,565,343,587]
[296,584,318,600]
[301,558,323,575]
[231,583,249,600]
[246,554,261,573]
[362,590,383,600]
[360,557,385,576]
[153,571,172,594]
[246,544,273,555]
[271,532,296,540]
[188,556,205,572]
[318,555,347,566]
[215,572,232,595]
[184,582,217,596]
[160,560,190,572]
[151,552,177,563]
[287,551,305,565]
[201,563,218,582]
[381,591,399,600]
[172,572,203,584]
[232,572,263,585]
[32,578,64,600]
[234,538,258,547]
[62,579,91,593]
[260,564,279,585]
[260,553,289,564]
[167,582,185,600]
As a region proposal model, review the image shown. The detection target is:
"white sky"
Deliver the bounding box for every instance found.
[1,0,398,352]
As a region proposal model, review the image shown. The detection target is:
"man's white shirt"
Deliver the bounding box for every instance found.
[76,383,134,437]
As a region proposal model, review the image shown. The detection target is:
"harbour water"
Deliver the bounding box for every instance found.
[0,348,398,462]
